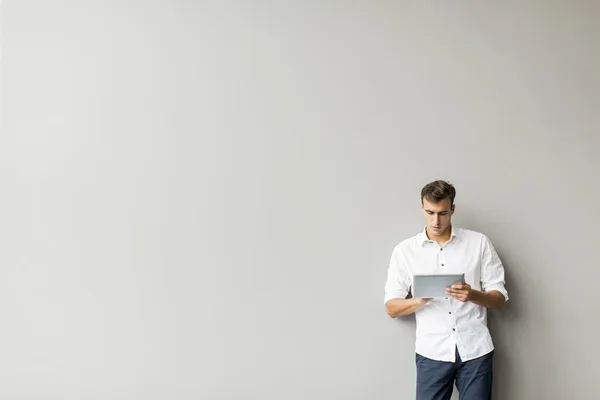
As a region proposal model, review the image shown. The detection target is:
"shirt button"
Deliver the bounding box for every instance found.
[441,264,444,266]
[452,328,456,331]
[440,248,444,251]
[449,312,451,314]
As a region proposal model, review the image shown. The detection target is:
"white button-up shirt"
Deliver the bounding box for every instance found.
[384,227,508,362]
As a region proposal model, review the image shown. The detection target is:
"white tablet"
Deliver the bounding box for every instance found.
[412,273,465,298]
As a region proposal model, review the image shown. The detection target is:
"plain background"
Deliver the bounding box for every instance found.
[1,1,599,399]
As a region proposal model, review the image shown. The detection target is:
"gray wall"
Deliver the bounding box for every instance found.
[1,2,598,399]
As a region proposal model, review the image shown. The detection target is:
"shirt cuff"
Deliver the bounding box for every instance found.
[482,284,509,301]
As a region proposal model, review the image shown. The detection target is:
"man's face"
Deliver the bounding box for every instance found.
[421,198,455,237]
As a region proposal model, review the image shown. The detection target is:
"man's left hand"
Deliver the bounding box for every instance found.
[446,283,472,302]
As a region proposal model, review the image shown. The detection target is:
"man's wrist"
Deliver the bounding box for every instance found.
[468,289,482,303]
[413,298,426,309]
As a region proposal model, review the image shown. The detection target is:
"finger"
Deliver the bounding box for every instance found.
[448,292,467,302]
[450,294,464,302]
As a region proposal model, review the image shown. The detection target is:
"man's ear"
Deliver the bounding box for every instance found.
[451,204,456,214]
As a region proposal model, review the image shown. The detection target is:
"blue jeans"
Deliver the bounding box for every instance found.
[416,348,494,400]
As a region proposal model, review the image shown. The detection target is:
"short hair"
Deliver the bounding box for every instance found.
[421,180,456,205]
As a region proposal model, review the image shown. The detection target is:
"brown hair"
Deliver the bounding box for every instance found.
[421,180,456,205]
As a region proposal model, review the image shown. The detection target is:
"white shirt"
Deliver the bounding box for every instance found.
[384,227,509,362]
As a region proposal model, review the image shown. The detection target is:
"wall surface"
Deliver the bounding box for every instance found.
[1,2,599,399]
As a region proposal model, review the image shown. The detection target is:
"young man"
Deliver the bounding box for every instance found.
[384,180,508,400]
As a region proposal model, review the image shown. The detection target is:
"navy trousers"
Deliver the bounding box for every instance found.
[416,348,494,400]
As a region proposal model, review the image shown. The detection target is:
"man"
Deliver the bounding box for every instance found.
[384,180,508,400]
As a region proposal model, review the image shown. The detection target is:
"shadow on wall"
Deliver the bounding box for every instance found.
[459,213,528,399]
[487,255,520,400]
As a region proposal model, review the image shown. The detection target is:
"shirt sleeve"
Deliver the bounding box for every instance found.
[384,246,411,304]
[480,235,509,301]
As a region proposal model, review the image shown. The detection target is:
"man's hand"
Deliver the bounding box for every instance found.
[415,298,432,306]
[385,297,432,317]
[446,283,472,302]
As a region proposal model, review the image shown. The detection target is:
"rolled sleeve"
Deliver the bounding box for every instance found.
[480,236,509,301]
[384,247,410,304]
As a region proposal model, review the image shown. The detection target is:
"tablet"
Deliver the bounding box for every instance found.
[412,273,465,298]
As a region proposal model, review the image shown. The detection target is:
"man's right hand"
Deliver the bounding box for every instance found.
[385,297,432,318]
[415,298,432,307]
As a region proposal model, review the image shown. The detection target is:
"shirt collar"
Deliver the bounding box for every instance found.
[420,226,459,246]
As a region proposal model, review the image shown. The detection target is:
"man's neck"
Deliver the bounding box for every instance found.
[426,226,452,245]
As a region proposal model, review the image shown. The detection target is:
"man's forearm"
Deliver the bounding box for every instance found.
[468,289,505,310]
[385,298,428,317]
